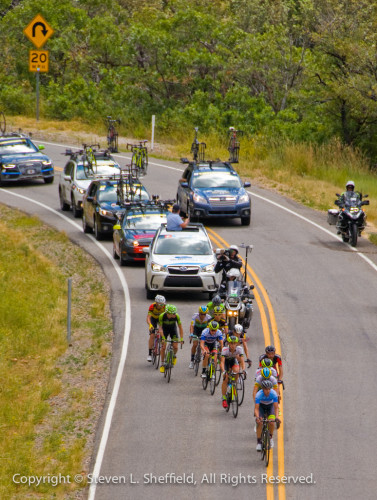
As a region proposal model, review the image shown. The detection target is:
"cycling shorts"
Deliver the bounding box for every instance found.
[149,317,159,330]
[193,325,207,337]
[162,330,179,341]
[204,342,218,353]
[224,358,239,371]
[259,403,275,419]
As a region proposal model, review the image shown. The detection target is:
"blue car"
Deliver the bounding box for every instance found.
[177,161,251,225]
[0,134,54,185]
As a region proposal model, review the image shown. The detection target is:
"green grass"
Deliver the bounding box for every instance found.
[0,205,112,499]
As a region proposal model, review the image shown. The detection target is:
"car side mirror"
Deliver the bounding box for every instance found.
[142,247,150,254]
[86,196,93,202]
[244,181,251,188]
[38,144,45,151]
[113,224,121,230]
[181,182,189,188]
[64,175,71,181]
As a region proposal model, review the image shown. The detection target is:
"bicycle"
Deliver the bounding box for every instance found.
[236,370,246,406]
[105,116,120,153]
[127,140,148,176]
[190,335,202,377]
[82,143,99,173]
[0,111,6,134]
[190,127,206,162]
[227,127,243,163]
[151,328,161,369]
[260,417,271,466]
[224,370,238,417]
[202,351,216,395]
[162,338,183,383]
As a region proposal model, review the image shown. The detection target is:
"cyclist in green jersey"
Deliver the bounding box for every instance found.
[159,305,184,373]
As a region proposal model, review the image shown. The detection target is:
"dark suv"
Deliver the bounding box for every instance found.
[177,161,251,225]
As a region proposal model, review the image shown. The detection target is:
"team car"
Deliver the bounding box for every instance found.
[59,148,121,217]
[112,200,173,265]
[0,133,54,185]
[177,160,251,225]
[82,178,150,240]
[143,223,220,299]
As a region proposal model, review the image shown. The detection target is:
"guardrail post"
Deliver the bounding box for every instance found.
[67,278,72,344]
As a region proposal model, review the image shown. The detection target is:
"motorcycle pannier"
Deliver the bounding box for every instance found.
[327,209,339,225]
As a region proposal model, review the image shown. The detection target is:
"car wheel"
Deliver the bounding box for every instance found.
[82,213,92,233]
[241,216,251,226]
[59,188,70,211]
[44,176,54,184]
[71,196,82,218]
[94,217,103,241]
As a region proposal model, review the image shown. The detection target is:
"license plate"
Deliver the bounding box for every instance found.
[27,169,35,175]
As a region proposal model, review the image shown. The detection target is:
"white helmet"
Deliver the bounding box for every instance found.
[234,324,243,334]
[154,295,166,305]
[346,180,355,189]
[227,268,242,280]
[229,245,239,253]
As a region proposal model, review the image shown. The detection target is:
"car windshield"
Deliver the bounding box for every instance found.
[98,184,149,203]
[0,138,38,155]
[76,163,120,180]
[191,172,242,189]
[154,232,212,255]
[124,213,167,230]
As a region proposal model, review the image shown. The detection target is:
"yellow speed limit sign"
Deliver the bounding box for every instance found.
[29,50,49,72]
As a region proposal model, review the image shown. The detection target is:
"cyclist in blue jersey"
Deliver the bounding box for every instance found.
[189,306,211,368]
[200,321,223,378]
[253,367,279,401]
[254,379,279,451]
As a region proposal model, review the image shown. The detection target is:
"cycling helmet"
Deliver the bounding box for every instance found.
[265,345,276,353]
[199,305,208,314]
[346,180,355,189]
[208,321,219,331]
[234,324,243,334]
[261,379,273,389]
[213,306,223,314]
[261,367,271,379]
[229,245,239,254]
[261,358,273,368]
[227,268,242,280]
[212,295,222,306]
[154,295,166,305]
[227,335,239,343]
[165,304,177,314]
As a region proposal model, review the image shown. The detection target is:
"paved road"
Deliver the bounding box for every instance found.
[1,139,377,500]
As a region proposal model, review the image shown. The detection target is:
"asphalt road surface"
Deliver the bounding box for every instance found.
[1,138,377,500]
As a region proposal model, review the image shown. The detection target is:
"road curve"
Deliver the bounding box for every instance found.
[1,140,377,500]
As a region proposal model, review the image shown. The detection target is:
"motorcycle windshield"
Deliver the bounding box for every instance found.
[344,191,361,207]
[227,280,243,297]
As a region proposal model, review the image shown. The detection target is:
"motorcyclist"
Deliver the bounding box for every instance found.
[214,245,242,283]
[336,180,362,233]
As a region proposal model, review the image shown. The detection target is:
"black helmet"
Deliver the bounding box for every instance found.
[261,379,273,389]
[212,295,222,306]
[265,345,276,353]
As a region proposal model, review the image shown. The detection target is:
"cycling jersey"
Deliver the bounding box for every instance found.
[255,367,278,379]
[200,328,223,344]
[255,389,278,405]
[206,301,225,315]
[159,312,182,337]
[148,303,166,320]
[221,346,243,358]
[254,374,278,388]
[191,313,211,335]
[210,317,228,331]
[259,354,282,372]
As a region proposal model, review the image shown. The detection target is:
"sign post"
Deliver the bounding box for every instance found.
[23,14,54,121]
[151,115,155,151]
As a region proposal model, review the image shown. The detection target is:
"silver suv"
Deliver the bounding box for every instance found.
[143,223,220,299]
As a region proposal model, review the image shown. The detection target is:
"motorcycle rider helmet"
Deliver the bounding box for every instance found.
[265,345,276,353]
[261,358,273,368]
[198,305,208,314]
[229,244,239,254]
[208,321,219,331]
[261,379,273,389]
[234,324,243,334]
[213,306,223,314]
[227,268,242,280]
[227,335,239,343]
[261,367,271,379]
[154,295,166,305]
[346,180,355,190]
[165,304,177,314]
[212,295,222,306]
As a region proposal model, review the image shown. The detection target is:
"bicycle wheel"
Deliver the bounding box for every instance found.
[142,150,148,175]
[215,358,222,386]
[261,427,267,461]
[166,360,172,383]
[237,374,245,406]
[209,362,216,395]
[225,390,231,413]
[202,368,209,390]
[194,348,200,376]
[231,386,238,418]
[0,111,6,134]
[164,350,169,379]
[264,431,270,466]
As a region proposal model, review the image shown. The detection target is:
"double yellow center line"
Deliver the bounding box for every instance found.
[206,227,286,500]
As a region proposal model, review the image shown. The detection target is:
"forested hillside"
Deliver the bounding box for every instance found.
[2,0,377,159]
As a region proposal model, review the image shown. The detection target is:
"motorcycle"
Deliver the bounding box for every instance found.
[328,191,369,247]
[224,280,254,332]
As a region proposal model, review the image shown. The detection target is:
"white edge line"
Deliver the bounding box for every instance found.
[0,188,131,500]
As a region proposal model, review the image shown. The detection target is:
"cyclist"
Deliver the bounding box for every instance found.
[146,295,166,362]
[207,294,225,318]
[159,305,184,373]
[253,367,279,401]
[220,335,245,408]
[210,306,229,337]
[254,379,279,451]
[233,324,252,368]
[255,358,277,379]
[259,345,283,383]
[200,320,224,378]
[189,306,211,368]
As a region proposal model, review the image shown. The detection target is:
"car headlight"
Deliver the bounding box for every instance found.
[2,163,16,169]
[193,193,207,204]
[203,264,215,272]
[151,262,167,272]
[72,185,86,194]
[42,160,52,166]
[126,239,139,247]
[238,193,249,203]
[98,208,114,217]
